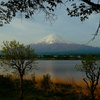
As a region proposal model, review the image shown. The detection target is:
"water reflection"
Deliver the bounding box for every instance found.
[34,60,85,80]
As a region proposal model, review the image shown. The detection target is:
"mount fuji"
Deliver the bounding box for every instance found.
[30,34,100,55]
[36,34,71,44]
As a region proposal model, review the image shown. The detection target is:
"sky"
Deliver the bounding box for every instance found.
[0,3,100,49]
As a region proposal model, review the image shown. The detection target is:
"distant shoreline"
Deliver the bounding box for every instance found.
[1,54,100,60]
[36,55,100,60]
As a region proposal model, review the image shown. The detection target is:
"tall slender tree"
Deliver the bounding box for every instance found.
[76,55,100,100]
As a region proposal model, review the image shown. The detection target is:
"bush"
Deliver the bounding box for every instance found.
[41,74,52,90]
[31,73,37,87]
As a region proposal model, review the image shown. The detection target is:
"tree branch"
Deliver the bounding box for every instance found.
[83,78,91,90]
[86,20,100,44]
[94,67,100,90]
[82,0,100,11]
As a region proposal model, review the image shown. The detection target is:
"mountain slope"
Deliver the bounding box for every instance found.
[30,34,100,55]
[36,34,71,44]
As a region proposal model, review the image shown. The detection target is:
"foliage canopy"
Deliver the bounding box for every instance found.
[1,40,36,74]
[0,0,100,26]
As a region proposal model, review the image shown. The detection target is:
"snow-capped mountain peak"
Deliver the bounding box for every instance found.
[36,34,71,44]
[30,34,100,55]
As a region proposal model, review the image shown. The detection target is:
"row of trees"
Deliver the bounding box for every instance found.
[0,40,100,100]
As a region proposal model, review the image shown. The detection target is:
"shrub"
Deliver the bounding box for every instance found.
[41,74,52,90]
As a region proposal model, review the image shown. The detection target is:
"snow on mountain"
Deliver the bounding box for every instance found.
[36,34,71,44]
[30,34,100,55]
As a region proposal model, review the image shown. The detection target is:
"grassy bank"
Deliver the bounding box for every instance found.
[0,74,100,100]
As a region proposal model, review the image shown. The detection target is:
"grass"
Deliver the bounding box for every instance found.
[0,74,98,100]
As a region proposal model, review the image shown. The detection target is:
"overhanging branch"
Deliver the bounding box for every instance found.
[82,0,100,11]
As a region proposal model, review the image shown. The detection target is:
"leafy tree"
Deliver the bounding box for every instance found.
[0,40,36,100]
[66,0,100,41]
[76,55,100,100]
[0,0,100,26]
[0,0,62,26]
[66,0,100,21]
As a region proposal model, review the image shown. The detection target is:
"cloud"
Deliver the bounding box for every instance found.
[0,17,55,48]
[9,18,49,35]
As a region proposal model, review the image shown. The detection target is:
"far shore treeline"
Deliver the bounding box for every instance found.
[0,50,100,60]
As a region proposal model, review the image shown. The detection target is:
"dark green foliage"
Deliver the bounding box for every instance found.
[0,0,99,26]
[41,74,52,90]
[80,94,90,100]
[31,73,37,87]
[2,40,36,60]
[0,0,62,26]
[0,75,18,97]
[66,0,100,21]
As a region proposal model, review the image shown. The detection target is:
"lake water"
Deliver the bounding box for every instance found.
[33,60,85,80]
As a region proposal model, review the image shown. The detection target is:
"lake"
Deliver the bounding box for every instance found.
[33,60,85,80]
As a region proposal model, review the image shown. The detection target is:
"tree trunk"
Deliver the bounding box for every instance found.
[91,89,95,100]
[19,75,23,100]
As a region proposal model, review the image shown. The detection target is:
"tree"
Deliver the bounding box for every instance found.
[66,0,100,21]
[76,55,100,100]
[66,0,100,41]
[0,0,62,26]
[0,0,99,24]
[0,40,36,100]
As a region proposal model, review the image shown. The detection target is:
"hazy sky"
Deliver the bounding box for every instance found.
[0,4,100,49]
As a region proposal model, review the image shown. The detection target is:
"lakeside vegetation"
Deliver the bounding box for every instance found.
[36,55,100,60]
[1,55,100,60]
[1,51,100,60]
[0,74,94,100]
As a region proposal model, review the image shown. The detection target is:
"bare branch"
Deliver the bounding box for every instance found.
[83,78,90,90]
[86,19,100,44]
